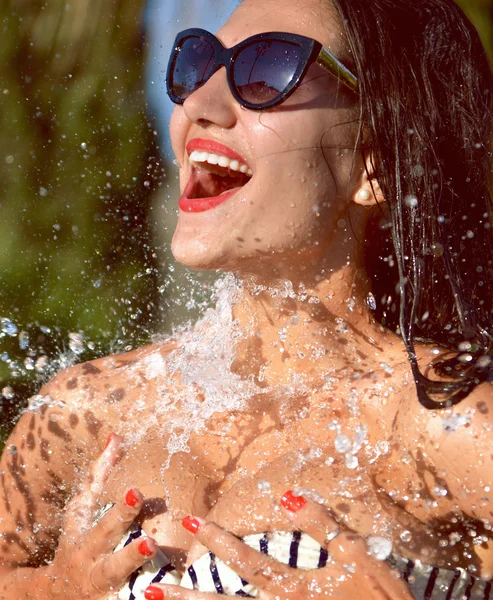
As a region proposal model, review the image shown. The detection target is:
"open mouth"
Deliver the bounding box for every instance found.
[180,150,253,212]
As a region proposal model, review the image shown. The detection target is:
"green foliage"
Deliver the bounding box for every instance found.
[0,0,165,442]
[456,0,493,60]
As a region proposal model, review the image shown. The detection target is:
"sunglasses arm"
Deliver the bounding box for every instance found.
[317,47,359,93]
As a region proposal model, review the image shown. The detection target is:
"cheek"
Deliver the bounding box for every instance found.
[169,107,186,160]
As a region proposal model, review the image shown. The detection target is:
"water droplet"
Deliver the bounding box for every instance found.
[335,319,349,334]
[367,536,392,560]
[367,293,377,311]
[442,414,470,433]
[2,386,14,400]
[376,440,389,455]
[345,298,355,312]
[80,142,87,150]
[306,445,323,460]
[335,434,352,454]
[257,480,271,494]
[35,356,48,372]
[18,331,29,350]
[431,243,444,257]
[404,195,418,208]
[69,332,85,355]
[1,318,18,337]
[449,532,462,546]
[400,530,412,543]
[433,485,448,497]
[345,454,358,469]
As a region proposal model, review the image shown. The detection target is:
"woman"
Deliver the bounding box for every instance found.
[0,0,492,598]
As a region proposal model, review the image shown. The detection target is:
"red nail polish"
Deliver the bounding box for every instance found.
[281,490,307,513]
[138,539,154,557]
[144,585,164,600]
[105,433,116,449]
[125,488,139,507]
[182,515,200,534]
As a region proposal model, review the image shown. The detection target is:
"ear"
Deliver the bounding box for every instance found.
[352,154,385,207]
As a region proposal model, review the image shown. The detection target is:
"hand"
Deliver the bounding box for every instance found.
[144,491,413,599]
[45,434,159,599]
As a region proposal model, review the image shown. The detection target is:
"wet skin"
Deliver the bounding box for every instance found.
[1,0,493,593]
[1,335,493,583]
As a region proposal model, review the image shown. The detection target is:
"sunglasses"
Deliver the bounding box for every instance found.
[166,28,359,111]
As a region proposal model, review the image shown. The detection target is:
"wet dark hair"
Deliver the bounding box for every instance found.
[331,0,493,408]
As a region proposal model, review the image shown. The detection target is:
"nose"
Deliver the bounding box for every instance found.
[183,67,238,129]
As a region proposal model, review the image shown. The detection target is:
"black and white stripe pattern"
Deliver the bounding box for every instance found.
[92,504,181,600]
[114,522,180,600]
[180,531,329,597]
[95,506,491,600]
[387,554,492,600]
[180,532,492,599]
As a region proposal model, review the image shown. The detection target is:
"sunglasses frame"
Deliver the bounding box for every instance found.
[166,28,359,111]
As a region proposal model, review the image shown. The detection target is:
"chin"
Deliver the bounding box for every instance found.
[171,234,227,271]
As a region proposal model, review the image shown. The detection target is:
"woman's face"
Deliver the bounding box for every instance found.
[169,0,362,275]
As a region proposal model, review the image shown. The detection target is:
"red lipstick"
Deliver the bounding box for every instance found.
[186,139,250,167]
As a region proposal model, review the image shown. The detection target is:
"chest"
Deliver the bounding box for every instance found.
[97,380,490,575]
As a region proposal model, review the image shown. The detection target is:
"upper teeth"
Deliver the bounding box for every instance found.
[189,150,253,177]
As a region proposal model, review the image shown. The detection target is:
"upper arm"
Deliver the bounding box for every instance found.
[0,364,105,566]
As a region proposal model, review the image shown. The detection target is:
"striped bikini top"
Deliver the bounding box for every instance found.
[110,519,492,600]
[92,506,490,599]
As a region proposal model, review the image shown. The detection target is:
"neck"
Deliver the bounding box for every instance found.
[230,261,397,388]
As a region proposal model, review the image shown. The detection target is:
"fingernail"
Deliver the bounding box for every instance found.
[281,490,307,513]
[125,488,139,507]
[182,515,200,534]
[138,539,154,557]
[144,585,164,600]
[105,433,116,449]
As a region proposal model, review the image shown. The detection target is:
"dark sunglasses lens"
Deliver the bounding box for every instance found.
[170,36,216,100]
[233,40,302,106]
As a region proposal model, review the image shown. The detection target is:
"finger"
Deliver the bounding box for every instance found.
[181,516,287,590]
[85,487,144,555]
[280,490,341,550]
[280,491,413,598]
[280,492,389,568]
[64,433,123,537]
[144,584,225,600]
[90,536,158,593]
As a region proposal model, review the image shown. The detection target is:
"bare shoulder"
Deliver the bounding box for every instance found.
[0,338,176,566]
[390,374,493,519]
[39,338,178,428]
